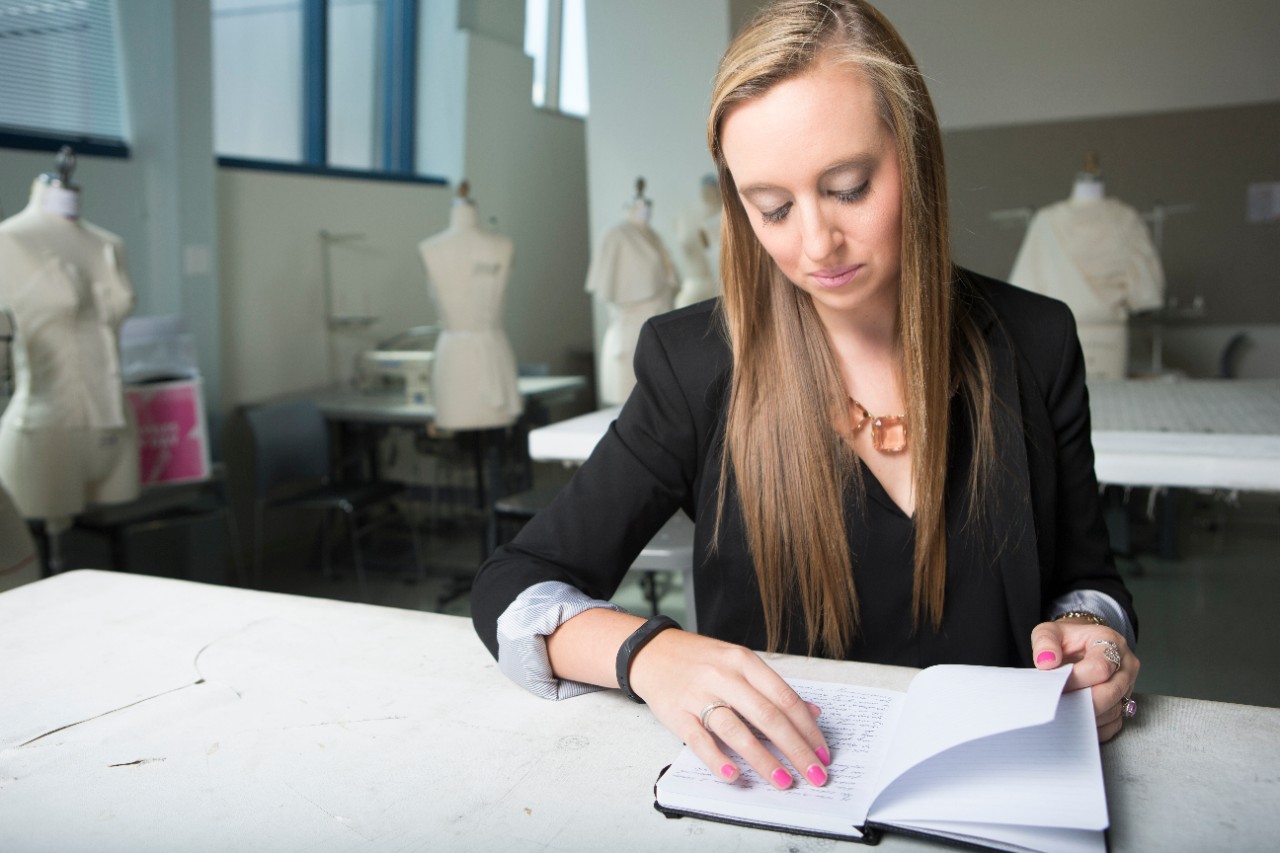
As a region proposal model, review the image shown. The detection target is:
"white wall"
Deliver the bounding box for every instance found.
[583,0,731,356]
[218,170,450,406]
[872,0,1280,129]
[463,33,593,377]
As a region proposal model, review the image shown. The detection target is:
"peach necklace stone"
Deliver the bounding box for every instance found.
[848,397,908,454]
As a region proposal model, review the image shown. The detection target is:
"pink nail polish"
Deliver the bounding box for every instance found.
[816,746,831,766]
[1036,650,1056,665]
[806,764,827,786]
[720,763,736,780]
[771,768,793,789]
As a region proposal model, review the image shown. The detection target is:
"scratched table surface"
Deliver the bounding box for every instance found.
[2,571,1277,852]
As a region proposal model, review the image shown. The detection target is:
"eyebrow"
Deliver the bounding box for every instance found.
[736,154,878,198]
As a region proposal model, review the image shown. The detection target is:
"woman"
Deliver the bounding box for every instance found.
[472,0,1139,791]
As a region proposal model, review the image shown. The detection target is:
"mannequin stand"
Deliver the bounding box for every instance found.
[29,519,70,576]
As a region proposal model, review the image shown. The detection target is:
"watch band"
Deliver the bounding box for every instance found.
[615,615,680,703]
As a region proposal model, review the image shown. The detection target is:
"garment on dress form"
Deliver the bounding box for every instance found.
[585,203,678,405]
[1009,191,1164,380]
[674,197,721,309]
[419,202,522,430]
[0,178,139,521]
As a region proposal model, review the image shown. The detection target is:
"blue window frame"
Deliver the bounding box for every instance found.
[213,0,439,183]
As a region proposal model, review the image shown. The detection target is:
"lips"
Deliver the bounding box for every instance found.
[810,264,862,289]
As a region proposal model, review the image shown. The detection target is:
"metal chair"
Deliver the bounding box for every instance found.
[244,399,423,599]
[626,512,698,633]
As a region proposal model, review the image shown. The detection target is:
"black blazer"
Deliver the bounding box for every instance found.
[472,269,1136,666]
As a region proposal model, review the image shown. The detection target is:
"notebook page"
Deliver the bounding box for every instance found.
[656,679,905,834]
[869,686,1107,831]
[874,664,1072,792]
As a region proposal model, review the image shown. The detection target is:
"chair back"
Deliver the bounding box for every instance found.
[244,400,331,497]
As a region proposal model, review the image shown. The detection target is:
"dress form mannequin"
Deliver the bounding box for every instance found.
[0,154,139,541]
[585,178,678,405]
[1010,153,1163,380]
[418,182,522,430]
[674,174,723,309]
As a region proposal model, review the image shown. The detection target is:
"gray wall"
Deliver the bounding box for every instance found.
[946,102,1280,325]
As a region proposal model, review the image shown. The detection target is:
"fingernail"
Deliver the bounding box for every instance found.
[806,764,827,786]
[1036,650,1057,665]
[816,746,831,766]
[720,763,736,780]
[771,768,793,789]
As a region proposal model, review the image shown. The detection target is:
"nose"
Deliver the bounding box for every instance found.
[798,201,841,264]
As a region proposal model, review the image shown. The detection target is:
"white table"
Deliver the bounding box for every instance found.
[1089,379,1280,492]
[528,404,621,462]
[530,382,1280,493]
[3,571,1279,853]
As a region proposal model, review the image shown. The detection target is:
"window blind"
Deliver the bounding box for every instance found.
[0,0,126,143]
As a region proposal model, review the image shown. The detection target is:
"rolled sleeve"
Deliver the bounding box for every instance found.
[1049,589,1137,650]
[495,581,625,700]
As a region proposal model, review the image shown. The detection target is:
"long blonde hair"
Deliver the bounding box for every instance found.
[708,0,995,656]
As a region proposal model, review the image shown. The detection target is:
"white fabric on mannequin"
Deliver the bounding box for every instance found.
[1009,183,1164,380]
[419,201,522,430]
[673,179,722,309]
[0,178,139,523]
[585,201,678,405]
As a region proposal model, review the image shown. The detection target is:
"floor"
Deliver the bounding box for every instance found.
[251,475,1280,711]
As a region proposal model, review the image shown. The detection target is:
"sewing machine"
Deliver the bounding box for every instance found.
[358,349,435,405]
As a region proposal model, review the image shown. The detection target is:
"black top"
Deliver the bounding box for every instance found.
[471,269,1135,667]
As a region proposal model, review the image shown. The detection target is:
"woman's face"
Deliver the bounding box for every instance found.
[720,59,903,329]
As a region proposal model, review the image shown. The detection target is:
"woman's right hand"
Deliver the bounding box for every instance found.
[627,628,831,789]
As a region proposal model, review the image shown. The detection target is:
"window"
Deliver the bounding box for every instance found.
[212,0,303,163]
[525,0,588,118]
[0,0,128,156]
[212,0,425,179]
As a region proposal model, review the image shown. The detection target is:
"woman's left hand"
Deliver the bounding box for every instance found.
[1030,620,1140,742]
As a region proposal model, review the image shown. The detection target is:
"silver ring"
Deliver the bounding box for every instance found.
[1094,639,1122,671]
[1121,696,1137,719]
[699,701,733,730]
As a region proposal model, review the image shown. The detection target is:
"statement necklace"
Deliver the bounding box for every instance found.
[848,397,908,454]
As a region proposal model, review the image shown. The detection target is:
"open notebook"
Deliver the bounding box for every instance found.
[655,664,1107,852]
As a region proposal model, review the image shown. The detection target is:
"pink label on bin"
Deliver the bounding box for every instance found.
[125,380,210,484]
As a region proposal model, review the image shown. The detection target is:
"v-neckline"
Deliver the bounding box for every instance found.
[859,458,914,520]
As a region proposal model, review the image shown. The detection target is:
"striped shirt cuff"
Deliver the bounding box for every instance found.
[1049,589,1137,649]
[495,580,625,700]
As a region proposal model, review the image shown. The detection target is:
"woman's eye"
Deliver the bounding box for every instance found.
[761,202,791,224]
[832,181,870,204]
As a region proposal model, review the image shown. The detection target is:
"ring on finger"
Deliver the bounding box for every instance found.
[1094,639,1122,671]
[699,701,734,730]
